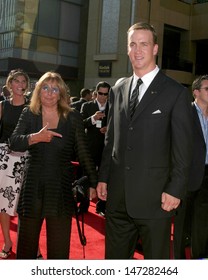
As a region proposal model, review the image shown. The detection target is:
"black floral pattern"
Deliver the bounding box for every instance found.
[0,145,10,162]
[0,186,20,208]
[0,163,7,170]
[0,145,28,215]
[10,156,28,184]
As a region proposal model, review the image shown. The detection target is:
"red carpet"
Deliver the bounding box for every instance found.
[0,201,143,260]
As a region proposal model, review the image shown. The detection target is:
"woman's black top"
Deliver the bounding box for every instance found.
[10,107,97,217]
[0,100,26,143]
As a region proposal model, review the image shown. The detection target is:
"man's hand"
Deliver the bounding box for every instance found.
[93,111,105,121]
[100,126,107,134]
[161,192,180,212]
[96,182,107,200]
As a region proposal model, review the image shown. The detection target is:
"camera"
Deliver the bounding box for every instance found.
[72,176,89,203]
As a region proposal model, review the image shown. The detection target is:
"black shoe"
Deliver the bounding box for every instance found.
[96,209,105,217]
[0,247,12,259]
[96,199,106,217]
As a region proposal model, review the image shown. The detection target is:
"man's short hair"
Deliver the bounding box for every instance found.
[80,88,91,98]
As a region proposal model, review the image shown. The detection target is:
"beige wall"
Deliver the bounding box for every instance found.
[84,0,208,88]
[84,0,133,88]
[191,3,208,40]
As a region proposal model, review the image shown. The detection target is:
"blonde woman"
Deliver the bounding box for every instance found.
[10,71,97,259]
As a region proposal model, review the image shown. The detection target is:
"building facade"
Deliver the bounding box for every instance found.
[0,0,208,95]
[84,0,208,90]
[0,0,89,94]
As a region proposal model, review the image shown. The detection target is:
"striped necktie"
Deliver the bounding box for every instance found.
[129,78,143,118]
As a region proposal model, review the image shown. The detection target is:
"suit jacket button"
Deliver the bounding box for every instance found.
[127,146,132,151]
[125,166,130,170]
[129,126,133,131]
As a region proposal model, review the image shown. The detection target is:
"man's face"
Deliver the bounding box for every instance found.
[195,80,208,105]
[96,87,109,104]
[86,92,92,101]
[127,29,158,74]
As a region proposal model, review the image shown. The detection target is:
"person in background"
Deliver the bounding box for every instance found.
[96,22,193,259]
[81,81,110,217]
[70,88,93,214]
[187,75,208,259]
[9,71,97,259]
[71,88,92,112]
[173,75,208,259]
[91,90,97,100]
[0,69,30,259]
[70,96,79,103]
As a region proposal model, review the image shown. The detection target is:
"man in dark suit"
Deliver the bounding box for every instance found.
[174,75,208,259]
[81,81,110,216]
[70,88,93,214]
[71,88,92,112]
[96,22,193,259]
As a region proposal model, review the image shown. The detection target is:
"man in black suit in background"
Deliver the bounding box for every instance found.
[174,75,208,259]
[81,81,110,216]
[70,88,93,214]
[96,22,193,259]
[71,88,92,112]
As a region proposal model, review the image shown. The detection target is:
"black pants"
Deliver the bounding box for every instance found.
[192,188,208,259]
[105,192,172,259]
[105,210,171,259]
[173,191,197,259]
[96,199,106,213]
[191,166,208,259]
[17,214,72,259]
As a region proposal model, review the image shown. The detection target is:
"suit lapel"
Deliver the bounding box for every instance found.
[93,100,99,111]
[132,70,165,120]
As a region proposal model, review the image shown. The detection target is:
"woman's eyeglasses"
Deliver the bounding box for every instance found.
[41,85,60,94]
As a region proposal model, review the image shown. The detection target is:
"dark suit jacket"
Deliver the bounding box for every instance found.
[188,103,206,191]
[71,98,87,112]
[80,100,109,167]
[9,108,97,217]
[98,70,193,219]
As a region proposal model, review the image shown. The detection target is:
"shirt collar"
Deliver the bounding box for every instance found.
[194,101,201,113]
[96,99,107,110]
[133,65,159,88]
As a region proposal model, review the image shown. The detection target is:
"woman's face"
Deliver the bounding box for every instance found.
[10,74,28,96]
[40,81,60,108]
